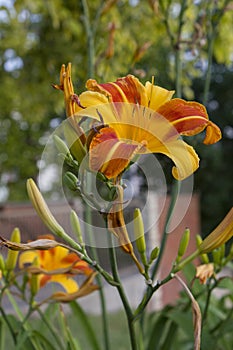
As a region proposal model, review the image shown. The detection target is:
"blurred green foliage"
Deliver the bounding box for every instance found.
[0,0,232,232]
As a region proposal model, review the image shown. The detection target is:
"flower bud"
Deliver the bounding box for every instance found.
[5,228,21,270]
[219,243,225,260]
[212,248,221,266]
[134,208,147,266]
[26,179,80,250]
[70,210,84,246]
[196,234,209,264]
[31,256,40,296]
[64,172,79,191]
[53,135,72,159]
[176,228,190,262]
[0,254,5,274]
[198,208,233,253]
[149,246,159,264]
[134,209,146,252]
[63,120,86,164]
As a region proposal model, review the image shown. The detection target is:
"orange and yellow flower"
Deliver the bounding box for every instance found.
[54,64,221,181]
[19,235,93,293]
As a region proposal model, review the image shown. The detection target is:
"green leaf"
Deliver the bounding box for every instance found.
[159,320,178,350]
[0,319,5,350]
[69,301,101,350]
[30,330,58,350]
[146,311,172,350]
[217,277,233,291]
[66,327,82,350]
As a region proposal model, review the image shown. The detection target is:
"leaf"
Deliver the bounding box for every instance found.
[30,330,58,350]
[66,327,82,350]
[0,319,5,350]
[146,313,171,350]
[159,320,178,350]
[69,301,101,350]
[217,276,233,291]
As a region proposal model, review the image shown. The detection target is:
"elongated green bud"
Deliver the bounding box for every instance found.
[31,256,40,296]
[5,228,21,270]
[219,244,225,260]
[149,246,159,264]
[70,210,84,246]
[133,208,147,266]
[212,248,221,266]
[64,172,79,191]
[63,121,86,163]
[196,234,209,264]
[0,254,5,273]
[53,135,72,158]
[176,228,190,262]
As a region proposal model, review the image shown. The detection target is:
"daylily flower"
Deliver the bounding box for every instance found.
[19,235,93,293]
[54,64,221,180]
[78,74,221,145]
[79,102,201,180]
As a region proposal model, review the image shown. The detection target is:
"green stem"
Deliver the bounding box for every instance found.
[203,0,230,104]
[81,0,95,78]
[83,200,111,350]
[134,273,174,320]
[175,47,182,98]
[151,179,181,280]
[108,239,137,350]
[4,290,42,349]
[202,33,214,105]
[175,0,187,98]
[36,307,65,349]
[202,279,217,322]
[173,249,200,272]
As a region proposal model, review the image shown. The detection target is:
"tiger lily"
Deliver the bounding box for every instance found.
[19,235,93,293]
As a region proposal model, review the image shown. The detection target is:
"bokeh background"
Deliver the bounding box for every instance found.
[0,0,233,235]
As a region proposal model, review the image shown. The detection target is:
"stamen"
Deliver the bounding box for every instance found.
[96,109,104,124]
[71,94,85,109]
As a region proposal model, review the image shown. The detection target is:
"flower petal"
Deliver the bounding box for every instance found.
[19,251,38,268]
[89,126,140,179]
[195,263,214,284]
[145,81,175,110]
[157,139,200,180]
[86,75,148,104]
[50,275,79,293]
[79,91,109,108]
[157,98,222,144]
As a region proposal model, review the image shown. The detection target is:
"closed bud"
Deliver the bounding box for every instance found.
[31,256,40,296]
[53,135,72,159]
[196,234,209,264]
[5,228,21,270]
[176,228,190,262]
[26,178,80,249]
[149,246,159,264]
[212,248,221,266]
[64,172,79,191]
[134,208,147,266]
[63,120,86,164]
[219,243,225,260]
[198,208,233,253]
[0,254,5,273]
[70,210,84,246]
